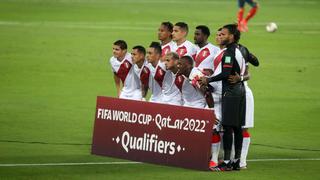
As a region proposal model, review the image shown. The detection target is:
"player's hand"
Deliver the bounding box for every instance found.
[228,72,241,84]
[198,76,209,86]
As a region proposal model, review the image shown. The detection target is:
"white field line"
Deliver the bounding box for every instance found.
[0,158,319,167]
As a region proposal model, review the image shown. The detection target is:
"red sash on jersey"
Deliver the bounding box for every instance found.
[195,48,210,67]
[140,66,150,87]
[176,46,187,57]
[174,75,184,92]
[154,66,166,88]
[213,51,225,72]
[117,59,132,83]
[162,45,171,57]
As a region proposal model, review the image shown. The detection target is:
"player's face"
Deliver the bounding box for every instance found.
[131,49,144,64]
[146,47,158,64]
[194,29,206,45]
[172,26,186,41]
[177,59,187,75]
[215,30,222,45]
[158,25,172,41]
[113,45,126,58]
[220,28,232,46]
[164,55,176,70]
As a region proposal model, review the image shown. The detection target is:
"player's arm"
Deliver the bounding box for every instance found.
[200,54,234,85]
[228,65,250,83]
[113,72,121,97]
[248,53,259,66]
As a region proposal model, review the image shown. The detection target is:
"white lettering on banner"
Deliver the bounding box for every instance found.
[119,131,177,155]
[97,109,210,133]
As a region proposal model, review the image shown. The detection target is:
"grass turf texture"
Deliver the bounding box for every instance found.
[0,0,320,179]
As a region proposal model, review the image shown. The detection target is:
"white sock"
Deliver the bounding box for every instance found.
[210,134,221,164]
[240,136,251,167]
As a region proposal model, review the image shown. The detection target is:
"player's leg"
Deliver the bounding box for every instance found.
[232,126,243,170]
[237,0,246,31]
[241,0,259,31]
[240,86,254,168]
[209,129,221,169]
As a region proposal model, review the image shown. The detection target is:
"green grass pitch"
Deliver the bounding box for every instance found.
[0,0,320,179]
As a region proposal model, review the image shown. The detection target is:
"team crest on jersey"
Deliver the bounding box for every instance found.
[158,68,163,76]
[125,61,130,68]
[225,56,231,64]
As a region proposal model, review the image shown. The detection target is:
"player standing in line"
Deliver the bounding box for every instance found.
[200,24,246,171]
[237,0,259,32]
[110,40,142,100]
[207,28,226,170]
[158,22,177,57]
[176,55,214,108]
[228,44,259,169]
[131,45,149,100]
[161,52,183,105]
[146,42,165,103]
[172,22,198,59]
[194,25,220,74]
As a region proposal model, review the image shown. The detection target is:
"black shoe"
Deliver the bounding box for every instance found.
[232,159,241,171]
[211,161,232,171]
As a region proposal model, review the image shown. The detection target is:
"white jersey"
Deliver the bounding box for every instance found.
[110,53,142,100]
[147,62,163,103]
[160,66,182,105]
[209,48,226,95]
[177,68,206,108]
[175,40,198,59]
[161,41,177,57]
[195,43,220,71]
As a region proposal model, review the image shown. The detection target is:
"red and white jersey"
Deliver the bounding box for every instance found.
[161,41,177,57]
[209,48,226,95]
[161,70,182,106]
[195,43,220,71]
[110,53,142,100]
[177,70,206,108]
[133,60,150,88]
[147,62,163,103]
[175,40,198,59]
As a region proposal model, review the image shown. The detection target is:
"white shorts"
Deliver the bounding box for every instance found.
[243,85,254,128]
[212,92,222,131]
[119,90,142,101]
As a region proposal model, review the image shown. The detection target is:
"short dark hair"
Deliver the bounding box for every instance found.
[180,55,194,66]
[132,45,146,55]
[175,22,189,32]
[217,27,222,31]
[222,23,240,43]
[149,41,162,55]
[196,25,210,37]
[113,40,127,50]
[161,21,173,33]
[166,52,179,60]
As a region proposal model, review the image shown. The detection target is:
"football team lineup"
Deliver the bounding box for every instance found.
[0,0,319,179]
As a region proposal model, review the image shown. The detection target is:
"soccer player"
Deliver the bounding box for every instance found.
[146,42,165,103]
[158,22,177,57]
[200,24,246,171]
[110,40,142,100]
[131,45,149,100]
[162,52,183,105]
[194,25,220,74]
[176,55,211,108]
[237,0,259,32]
[228,44,259,169]
[172,22,198,59]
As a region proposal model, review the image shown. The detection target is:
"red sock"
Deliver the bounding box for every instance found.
[245,6,258,21]
[237,8,244,24]
[243,131,250,138]
[212,133,221,143]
